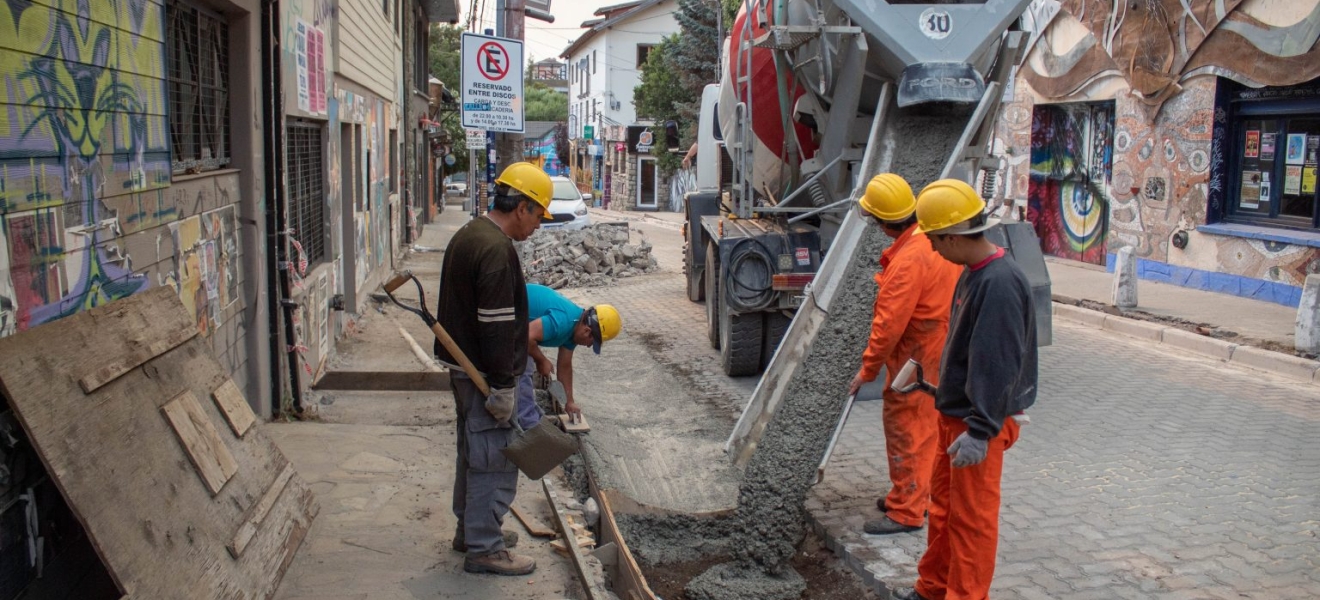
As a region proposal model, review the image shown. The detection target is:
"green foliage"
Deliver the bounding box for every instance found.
[524,82,568,122]
[635,0,725,176]
[429,24,469,173]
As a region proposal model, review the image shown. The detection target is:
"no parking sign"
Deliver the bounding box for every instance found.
[461,32,524,133]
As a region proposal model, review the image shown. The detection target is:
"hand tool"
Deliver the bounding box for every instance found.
[382,271,579,479]
[812,393,856,485]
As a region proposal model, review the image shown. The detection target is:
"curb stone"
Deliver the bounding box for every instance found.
[1051,302,1320,385]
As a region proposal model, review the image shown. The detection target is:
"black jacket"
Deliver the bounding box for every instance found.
[936,250,1038,440]
[435,216,527,389]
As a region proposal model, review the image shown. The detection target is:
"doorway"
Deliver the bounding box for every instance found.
[1028,102,1115,265]
[637,157,657,209]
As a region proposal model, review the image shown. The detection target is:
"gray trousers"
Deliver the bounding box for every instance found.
[451,373,519,557]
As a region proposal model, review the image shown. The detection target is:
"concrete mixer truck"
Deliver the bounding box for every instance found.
[682,0,1053,377]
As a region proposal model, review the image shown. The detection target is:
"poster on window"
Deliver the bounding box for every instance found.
[1245,130,1260,158]
[1261,133,1277,160]
[1308,135,1319,166]
[1286,133,1307,165]
[295,19,310,113]
[1261,171,1272,201]
[1285,166,1303,195]
[1304,168,1316,195]
[1240,170,1261,208]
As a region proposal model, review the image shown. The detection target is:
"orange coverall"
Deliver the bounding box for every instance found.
[858,225,962,527]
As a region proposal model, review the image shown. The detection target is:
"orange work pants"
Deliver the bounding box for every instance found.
[915,415,1021,600]
[880,359,941,527]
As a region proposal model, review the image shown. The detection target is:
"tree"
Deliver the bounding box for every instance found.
[429,24,469,173]
[671,0,721,127]
[633,35,684,123]
[524,82,568,122]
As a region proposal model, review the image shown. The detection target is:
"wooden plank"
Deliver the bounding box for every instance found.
[0,286,317,599]
[510,503,556,538]
[227,464,295,558]
[211,378,257,438]
[591,482,658,600]
[161,390,239,495]
[79,325,197,393]
[543,480,611,600]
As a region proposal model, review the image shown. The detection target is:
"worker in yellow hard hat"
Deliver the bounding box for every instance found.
[519,284,621,427]
[893,179,1038,600]
[437,160,552,576]
[851,174,962,536]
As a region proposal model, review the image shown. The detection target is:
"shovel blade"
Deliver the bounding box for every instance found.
[502,417,579,480]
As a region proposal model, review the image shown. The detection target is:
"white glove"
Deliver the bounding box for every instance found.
[947,432,988,468]
[485,387,516,424]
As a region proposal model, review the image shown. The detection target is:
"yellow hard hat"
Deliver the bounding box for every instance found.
[915,179,997,235]
[584,304,621,354]
[495,161,554,219]
[858,173,916,222]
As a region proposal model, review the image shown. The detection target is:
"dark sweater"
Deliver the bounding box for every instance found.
[434,216,527,389]
[936,249,1038,440]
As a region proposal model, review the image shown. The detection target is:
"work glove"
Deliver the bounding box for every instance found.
[947,432,988,468]
[485,387,517,425]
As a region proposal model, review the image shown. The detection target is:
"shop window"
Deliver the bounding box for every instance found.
[1224,83,1320,229]
[167,1,230,174]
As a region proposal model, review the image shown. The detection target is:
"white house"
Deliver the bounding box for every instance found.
[561,0,678,208]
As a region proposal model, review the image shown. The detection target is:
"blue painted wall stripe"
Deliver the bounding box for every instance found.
[1105,254,1303,308]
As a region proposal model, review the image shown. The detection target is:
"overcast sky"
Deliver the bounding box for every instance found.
[468,2,602,64]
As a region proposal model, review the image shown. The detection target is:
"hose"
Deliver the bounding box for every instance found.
[724,237,777,313]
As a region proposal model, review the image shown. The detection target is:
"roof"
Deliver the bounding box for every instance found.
[560,0,669,59]
[523,121,561,141]
[593,1,643,16]
[534,57,565,66]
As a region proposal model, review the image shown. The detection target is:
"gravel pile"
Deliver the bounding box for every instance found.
[518,224,660,289]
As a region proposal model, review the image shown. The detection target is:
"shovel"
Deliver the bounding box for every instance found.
[383,271,579,480]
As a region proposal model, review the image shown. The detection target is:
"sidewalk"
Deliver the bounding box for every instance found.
[588,207,684,230]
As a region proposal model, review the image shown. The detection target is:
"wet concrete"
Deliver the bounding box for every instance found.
[686,106,971,599]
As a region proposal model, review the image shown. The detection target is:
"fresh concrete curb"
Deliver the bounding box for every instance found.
[1052,302,1320,384]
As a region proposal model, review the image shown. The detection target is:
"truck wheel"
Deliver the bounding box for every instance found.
[760,311,792,371]
[720,305,764,377]
[706,242,720,349]
[686,245,705,303]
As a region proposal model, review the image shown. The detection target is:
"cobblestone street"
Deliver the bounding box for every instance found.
[809,320,1320,599]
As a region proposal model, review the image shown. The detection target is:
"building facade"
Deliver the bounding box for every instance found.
[561,0,677,206]
[997,0,1320,307]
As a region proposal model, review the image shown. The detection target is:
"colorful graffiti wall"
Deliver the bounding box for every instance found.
[0,0,247,356]
[1028,103,1114,264]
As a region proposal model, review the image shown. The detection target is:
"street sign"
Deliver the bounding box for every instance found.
[461,32,525,133]
[583,125,594,139]
[465,128,487,150]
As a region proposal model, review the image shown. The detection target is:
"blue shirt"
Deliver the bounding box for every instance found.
[526,284,584,350]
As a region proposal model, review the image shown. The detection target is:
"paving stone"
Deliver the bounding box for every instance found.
[1159,327,1237,361]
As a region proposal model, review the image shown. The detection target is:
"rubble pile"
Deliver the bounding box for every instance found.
[518,224,659,289]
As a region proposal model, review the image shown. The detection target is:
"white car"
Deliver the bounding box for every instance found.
[445,182,467,196]
[542,176,591,230]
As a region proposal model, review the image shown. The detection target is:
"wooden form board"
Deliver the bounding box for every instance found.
[543,481,611,600]
[212,378,257,437]
[162,390,240,495]
[588,478,658,600]
[0,286,318,598]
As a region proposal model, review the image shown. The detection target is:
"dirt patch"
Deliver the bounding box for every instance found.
[642,532,880,600]
[1067,298,1318,360]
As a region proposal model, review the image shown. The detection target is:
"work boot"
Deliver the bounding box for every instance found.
[464,550,536,576]
[890,587,929,600]
[876,498,887,512]
[451,529,519,552]
[863,516,922,535]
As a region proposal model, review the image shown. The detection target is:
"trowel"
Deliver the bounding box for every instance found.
[382,271,579,480]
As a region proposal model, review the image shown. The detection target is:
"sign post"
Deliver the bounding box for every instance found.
[461,32,525,134]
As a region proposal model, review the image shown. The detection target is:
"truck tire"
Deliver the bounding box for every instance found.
[686,247,705,302]
[706,242,721,349]
[760,311,792,371]
[720,305,764,377]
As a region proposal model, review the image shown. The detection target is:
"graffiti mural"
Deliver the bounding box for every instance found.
[0,0,168,333]
[1029,103,1115,264]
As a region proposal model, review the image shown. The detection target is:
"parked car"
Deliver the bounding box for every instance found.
[542,176,591,230]
[445,182,467,196]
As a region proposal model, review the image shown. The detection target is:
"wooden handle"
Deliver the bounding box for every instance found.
[384,271,412,293]
[430,322,490,396]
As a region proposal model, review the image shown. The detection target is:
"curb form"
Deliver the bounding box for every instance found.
[1052,302,1320,384]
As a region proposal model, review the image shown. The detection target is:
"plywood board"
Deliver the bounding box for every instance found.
[211,378,257,437]
[229,464,295,558]
[0,286,318,599]
[162,390,240,495]
[78,325,197,393]
[510,503,556,538]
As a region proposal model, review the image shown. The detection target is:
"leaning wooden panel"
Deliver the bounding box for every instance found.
[0,286,318,598]
[212,378,257,438]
